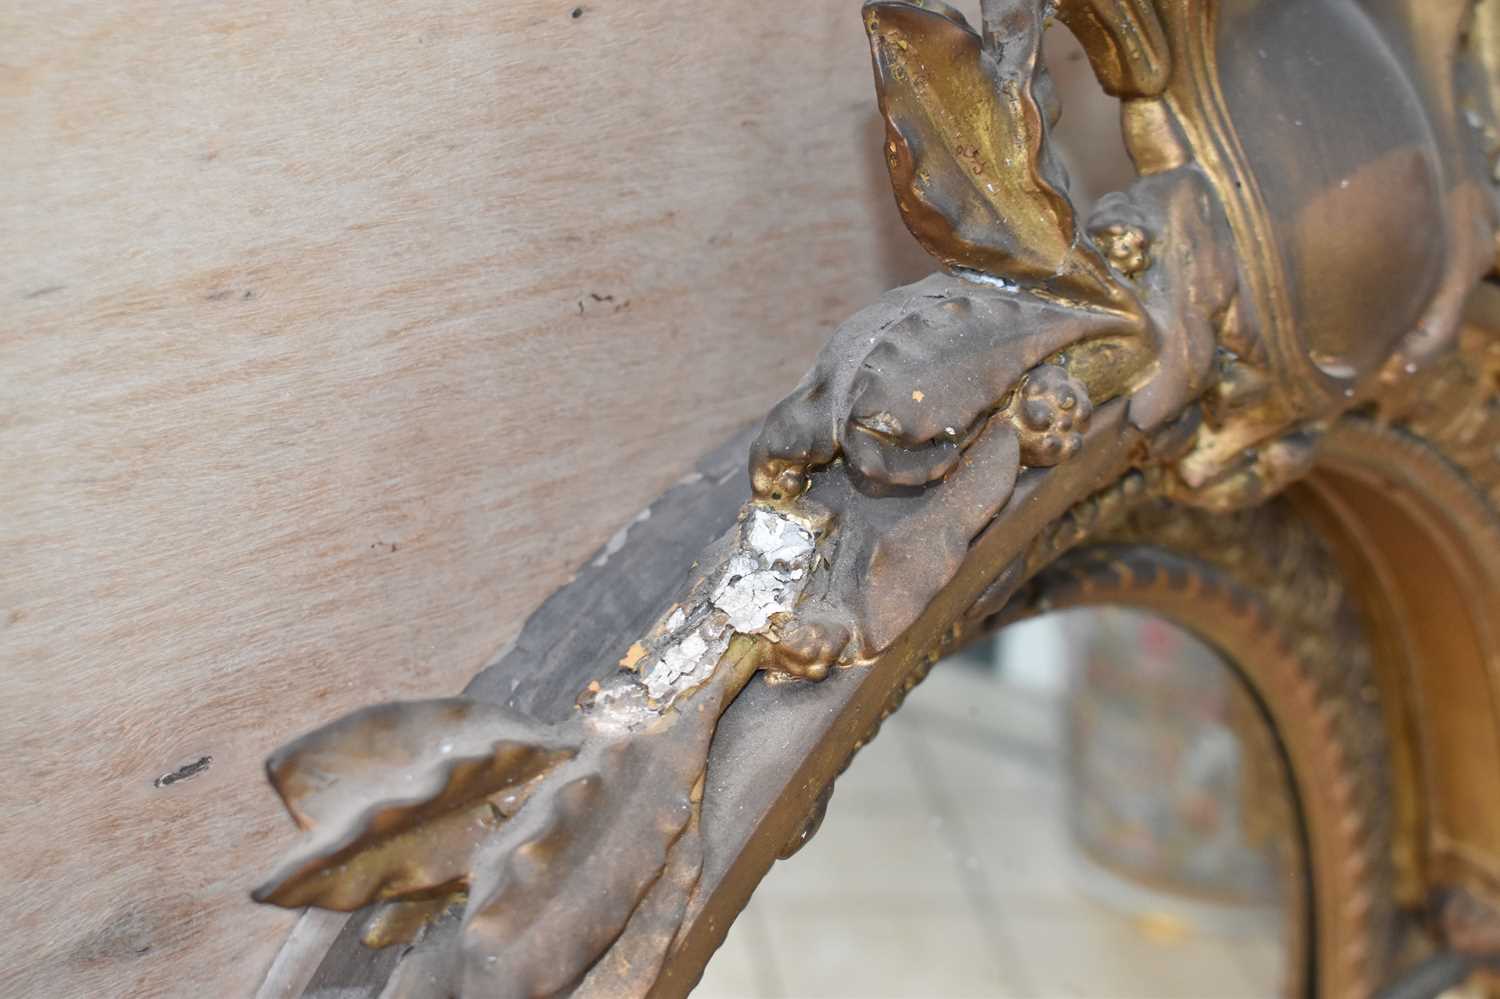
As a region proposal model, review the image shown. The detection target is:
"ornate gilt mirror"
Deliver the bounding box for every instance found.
[247,1,1500,996]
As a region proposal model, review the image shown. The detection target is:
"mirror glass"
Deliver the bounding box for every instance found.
[695,608,1301,998]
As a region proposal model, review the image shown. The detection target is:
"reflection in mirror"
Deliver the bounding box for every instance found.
[696,609,1300,998]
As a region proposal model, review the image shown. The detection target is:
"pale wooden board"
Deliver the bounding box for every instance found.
[0,3,935,996]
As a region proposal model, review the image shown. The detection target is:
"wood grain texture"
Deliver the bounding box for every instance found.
[0,3,933,995]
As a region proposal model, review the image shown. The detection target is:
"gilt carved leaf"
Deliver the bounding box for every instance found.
[865,2,1077,283]
[254,698,581,910]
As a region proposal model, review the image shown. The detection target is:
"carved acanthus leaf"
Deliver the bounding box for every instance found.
[864,0,1130,312]
[459,638,759,998]
[253,699,581,910]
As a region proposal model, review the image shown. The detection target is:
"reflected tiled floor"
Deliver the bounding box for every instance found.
[693,631,1281,999]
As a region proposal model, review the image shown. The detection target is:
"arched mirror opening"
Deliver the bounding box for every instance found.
[694,609,1301,998]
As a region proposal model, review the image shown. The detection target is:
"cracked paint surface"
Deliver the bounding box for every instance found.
[590,509,817,727]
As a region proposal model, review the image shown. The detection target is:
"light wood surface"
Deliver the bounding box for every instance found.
[0,4,932,995]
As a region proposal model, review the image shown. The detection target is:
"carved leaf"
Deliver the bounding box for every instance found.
[264,698,573,832]
[254,698,580,910]
[571,805,704,999]
[458,640,758,999]
[864,1,1125,308]
[362,894,463,950]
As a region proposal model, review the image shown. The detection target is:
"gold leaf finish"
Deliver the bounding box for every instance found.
[863,1,1129,311]
[1054,0,1170,98]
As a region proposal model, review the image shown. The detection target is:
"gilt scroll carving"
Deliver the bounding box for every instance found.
[252,2,1500,996]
